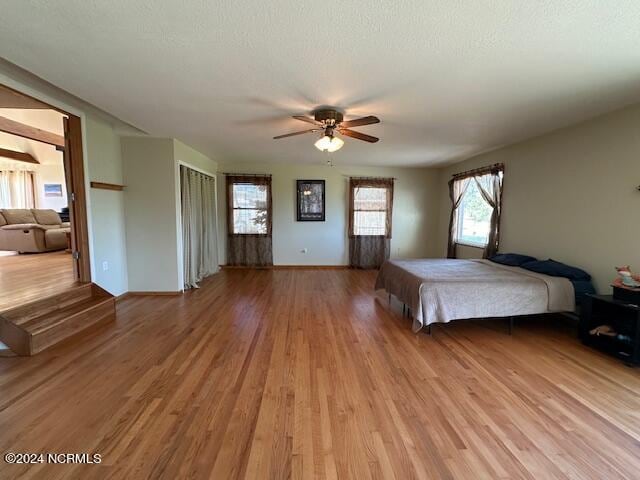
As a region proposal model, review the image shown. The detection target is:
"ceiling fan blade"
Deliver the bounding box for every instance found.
[292,115,322,126]
[273,129,318,139]
[338,128,379,143]
[339,116,380,128]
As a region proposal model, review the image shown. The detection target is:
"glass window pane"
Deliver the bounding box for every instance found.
[354,187,387,211]
[233,208,268,234]
[353,211,386,236]
[456,180,491,246]
[233,184,268,209]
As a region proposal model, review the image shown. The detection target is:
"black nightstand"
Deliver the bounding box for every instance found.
[580,294,640,366]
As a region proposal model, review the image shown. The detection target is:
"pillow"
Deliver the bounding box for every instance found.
[32,209,62,225]
[0,209,37,225]
[521,259,591,281]
[489,253,537,267]
[0,212,6,227]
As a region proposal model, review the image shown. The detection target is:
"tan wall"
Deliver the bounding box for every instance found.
[436,103,640,293]
[216,162,440,266]
[123,137,218,292]
[85,116,129,295]
[122,137,179,292]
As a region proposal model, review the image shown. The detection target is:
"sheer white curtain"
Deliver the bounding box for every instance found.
[0,170,36,209]
[446,176,471,258]
[181,166,218,289]
[474,171,504,258]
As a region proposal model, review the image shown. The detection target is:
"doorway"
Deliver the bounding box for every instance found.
[0,83,90,312]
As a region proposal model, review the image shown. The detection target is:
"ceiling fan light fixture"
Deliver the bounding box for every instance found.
[314,135,344,153]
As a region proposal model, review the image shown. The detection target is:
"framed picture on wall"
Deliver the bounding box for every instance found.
[296,180,325,221]
[44,183,63,197]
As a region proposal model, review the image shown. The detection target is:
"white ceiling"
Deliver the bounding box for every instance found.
[1,1,640,167]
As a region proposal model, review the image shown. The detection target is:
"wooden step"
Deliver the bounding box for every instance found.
[0,283,115,356]
[1,283,93,324]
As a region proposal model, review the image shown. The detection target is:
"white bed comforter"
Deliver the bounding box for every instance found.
[375,259,575,332]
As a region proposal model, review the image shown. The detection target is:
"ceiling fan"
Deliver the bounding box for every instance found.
[273,109,380,152]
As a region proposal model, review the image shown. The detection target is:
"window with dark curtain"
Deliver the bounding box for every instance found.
[348,177,394,269]
[447,163,504,259]
[226,175,273,266]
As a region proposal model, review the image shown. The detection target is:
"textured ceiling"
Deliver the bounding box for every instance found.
[1,1,640,167]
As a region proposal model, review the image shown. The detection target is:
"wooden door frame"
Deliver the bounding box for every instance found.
[0,83,91,283]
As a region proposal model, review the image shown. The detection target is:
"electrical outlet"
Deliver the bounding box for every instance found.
[102,261,109,271]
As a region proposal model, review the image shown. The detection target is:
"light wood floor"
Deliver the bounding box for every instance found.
[0,251,76,313]
[0,269,639,479]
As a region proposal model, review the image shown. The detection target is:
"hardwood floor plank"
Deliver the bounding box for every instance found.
[0,251,76,313]
[0,269,639,479]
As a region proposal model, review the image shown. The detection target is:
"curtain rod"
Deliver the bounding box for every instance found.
[347,175,396,180]
[222,172,272,177]
[451,163,504,179]
[180,164,216,180]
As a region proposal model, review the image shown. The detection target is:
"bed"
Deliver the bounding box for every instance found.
[375,258,576,332]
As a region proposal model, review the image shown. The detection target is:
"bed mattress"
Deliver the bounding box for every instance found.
[375,258,575,332]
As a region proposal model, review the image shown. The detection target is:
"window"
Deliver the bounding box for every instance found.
[353,187,388,235]
[349,178,394,237]
[454,170,503,248]
[226,176,272,235]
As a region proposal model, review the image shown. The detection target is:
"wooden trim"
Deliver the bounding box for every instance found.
[0,83,65,113]
[0,115,65,147]
[0,147,38,164]
[90,181,125,191]
[272,265,349,270]
[63,115,91,282]
[127,291,183,296]
[220,265,349,270]
[115,292,131,303]
[0,84,51,110]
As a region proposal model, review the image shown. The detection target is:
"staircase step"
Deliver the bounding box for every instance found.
[2,283,93,325]
[29,296,115,355]
[0,283,115,356]
[23,296,111,334]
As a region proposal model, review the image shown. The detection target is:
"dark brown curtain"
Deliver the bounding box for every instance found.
[226,175,273,267]
[349,236,390,269]
[348,177,394,269]
[447,163,504,259]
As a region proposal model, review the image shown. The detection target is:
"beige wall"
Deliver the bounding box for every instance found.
[85,116,128,295]
[436,103,640,293]
[217,162,440,266]
[122,137,179,292]
[123,137,218,292]
[174,140,218,174]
